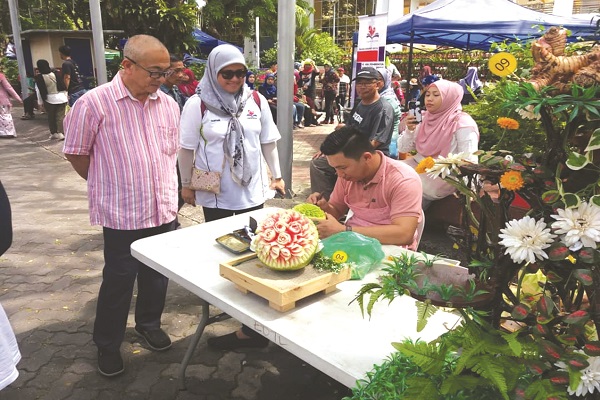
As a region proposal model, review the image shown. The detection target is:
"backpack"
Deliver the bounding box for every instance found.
[200,90,261,116]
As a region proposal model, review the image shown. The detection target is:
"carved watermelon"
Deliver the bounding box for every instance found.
[252,209,319,271]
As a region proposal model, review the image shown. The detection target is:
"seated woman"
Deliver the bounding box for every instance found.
[398,79,479,209]
[258,73,277,123]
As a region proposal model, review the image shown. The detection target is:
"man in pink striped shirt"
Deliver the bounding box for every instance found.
[63,35,180,377]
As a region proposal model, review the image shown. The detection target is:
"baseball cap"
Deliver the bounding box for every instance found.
[337,67,345,72]
[422,75,440,86]
[353,67,382,81]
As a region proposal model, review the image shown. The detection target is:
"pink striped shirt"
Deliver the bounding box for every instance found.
[63,72,180,230]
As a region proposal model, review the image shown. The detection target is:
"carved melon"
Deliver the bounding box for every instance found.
[252,209,319,271]
[292,203,326,219]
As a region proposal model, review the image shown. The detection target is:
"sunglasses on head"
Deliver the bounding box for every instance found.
[219,68,247,80]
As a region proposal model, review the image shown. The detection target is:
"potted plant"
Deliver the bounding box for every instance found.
[347,28,600,399]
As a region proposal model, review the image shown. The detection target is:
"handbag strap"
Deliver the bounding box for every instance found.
[196,98,226,174]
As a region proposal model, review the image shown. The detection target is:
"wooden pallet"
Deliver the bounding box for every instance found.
[219,253,351,312]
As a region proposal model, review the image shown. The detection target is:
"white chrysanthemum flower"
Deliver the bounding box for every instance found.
[556,355,600,397]
[498,216,557,264]
[426,152,471,179]
[551,202,600,251]
[504,155,514,163]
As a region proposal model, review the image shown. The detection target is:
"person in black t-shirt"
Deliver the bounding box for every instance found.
[58,45,87,107]
[310,67,394,200]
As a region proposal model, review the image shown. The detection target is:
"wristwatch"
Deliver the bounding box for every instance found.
[345,225,352,232]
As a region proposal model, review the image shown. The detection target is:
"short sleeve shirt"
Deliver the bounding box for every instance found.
[61,60,85,94]
[329,152,423,250]
[348,99,394,155]
[63,72,181,230]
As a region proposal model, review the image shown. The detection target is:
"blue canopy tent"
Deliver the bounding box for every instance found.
[380,0,598,98]
[191,28,242,54]
[386,0,598,51]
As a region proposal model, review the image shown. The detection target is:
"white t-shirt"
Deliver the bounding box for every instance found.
[0,304,20,391]
[180,93,281,210]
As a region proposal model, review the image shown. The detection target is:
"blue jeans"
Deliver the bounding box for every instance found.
[68,89,87,107]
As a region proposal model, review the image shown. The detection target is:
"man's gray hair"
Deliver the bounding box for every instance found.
[123,35,167,61]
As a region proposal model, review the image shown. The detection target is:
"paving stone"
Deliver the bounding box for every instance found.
[232,365,263,400]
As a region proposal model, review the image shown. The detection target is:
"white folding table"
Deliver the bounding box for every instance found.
[131,207,461,389]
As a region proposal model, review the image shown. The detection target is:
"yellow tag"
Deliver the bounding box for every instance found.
[332,251,348,263]
[488,52,517,77]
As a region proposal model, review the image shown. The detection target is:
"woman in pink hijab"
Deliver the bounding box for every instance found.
[398,79,479,208]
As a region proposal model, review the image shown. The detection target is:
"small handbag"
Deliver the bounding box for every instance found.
[189,105,225,194]
[190,166,222,194]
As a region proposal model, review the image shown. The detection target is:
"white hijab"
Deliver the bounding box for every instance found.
[197,44,255,186]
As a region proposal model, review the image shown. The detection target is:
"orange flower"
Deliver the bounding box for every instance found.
[500,170,524,191]
[415,157,435,173]
[497,117,520,130]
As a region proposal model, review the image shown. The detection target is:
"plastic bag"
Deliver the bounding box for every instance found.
[320,231,385,280]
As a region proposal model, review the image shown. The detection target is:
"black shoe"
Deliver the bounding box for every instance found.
[207,332,269,350]
[97,349,124,377]
[134,327,172,351]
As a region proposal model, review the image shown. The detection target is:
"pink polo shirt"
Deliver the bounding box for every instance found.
[63,72,180,230]
[329,151,423,249]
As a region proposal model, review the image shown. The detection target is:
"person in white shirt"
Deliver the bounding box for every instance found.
[178,44,286,350]
[336,66,350,109]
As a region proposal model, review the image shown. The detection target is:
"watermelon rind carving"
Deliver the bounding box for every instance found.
[252,209,319,271]
[292,203,326,219]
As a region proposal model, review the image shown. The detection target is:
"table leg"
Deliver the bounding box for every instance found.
[179,300,231,390]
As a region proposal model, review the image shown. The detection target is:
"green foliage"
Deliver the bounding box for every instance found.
[262,31,345,68]
[188,63,205,82]
[462,81,545,155]
[415,301,437,332]
[200,0,310,46]
[0,58,19,87]
[345,318,535,400]
[341,351,422,400]
[379,320,531,399]
[101,0,199,53]
[299,32,345,67]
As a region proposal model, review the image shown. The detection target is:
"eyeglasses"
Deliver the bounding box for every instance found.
[219,68,248,80]
[125,56,172,79]
[355,80,377,86]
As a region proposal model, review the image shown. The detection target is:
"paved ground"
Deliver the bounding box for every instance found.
[0,107,456,400]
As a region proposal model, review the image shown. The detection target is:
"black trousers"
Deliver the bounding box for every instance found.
[324,90,336,122]
[93,220,176,352]
[23,94,37,115]
[203,204,264,339]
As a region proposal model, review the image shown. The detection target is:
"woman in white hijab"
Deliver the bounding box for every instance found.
[178,44,285,350]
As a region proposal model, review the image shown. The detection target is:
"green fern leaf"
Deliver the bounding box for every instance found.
[467,354,509,399]
[403,377,442,400]
[416,301,438,332]
[395,340,446,375]
[502,331,523,356]
[366,288,386,318]
[440,375,489,395]
[454,339,490,374]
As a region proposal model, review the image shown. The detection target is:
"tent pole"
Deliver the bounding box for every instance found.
[405,30,415,105]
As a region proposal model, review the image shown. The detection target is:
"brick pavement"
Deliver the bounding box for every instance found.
[0,108,351,400]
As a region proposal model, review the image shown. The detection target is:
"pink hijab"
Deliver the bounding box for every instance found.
[415,80,479,157]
